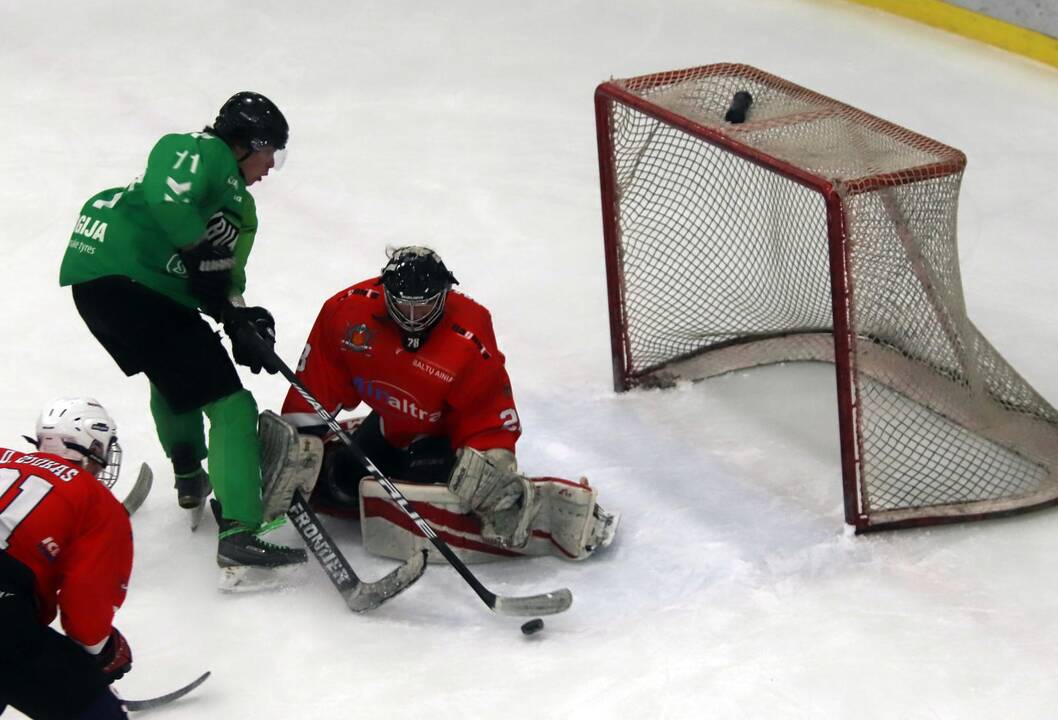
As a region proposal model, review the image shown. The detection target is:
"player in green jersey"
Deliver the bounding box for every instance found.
[60,92,306,573]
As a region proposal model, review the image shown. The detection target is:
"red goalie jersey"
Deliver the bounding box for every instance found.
[282,278,521,453]
[0,448,133,648]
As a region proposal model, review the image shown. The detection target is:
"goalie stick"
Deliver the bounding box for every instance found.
[242,326,573,617]
[122,671,211,711]
[288,489,427,612]
[121,463,153,515]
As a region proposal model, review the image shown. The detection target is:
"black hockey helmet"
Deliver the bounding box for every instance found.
[379,246,458,350]
[212,91,288,151]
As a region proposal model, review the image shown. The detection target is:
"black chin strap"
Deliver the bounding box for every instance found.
[22,435,102,467]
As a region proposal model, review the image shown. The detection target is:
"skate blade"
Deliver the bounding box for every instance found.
[189,503,206,531]
[218,564,306,593]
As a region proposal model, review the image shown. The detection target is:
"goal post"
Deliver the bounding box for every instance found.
[595,63,1058,532]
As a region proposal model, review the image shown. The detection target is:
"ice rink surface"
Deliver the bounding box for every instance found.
[3,1,1058,718]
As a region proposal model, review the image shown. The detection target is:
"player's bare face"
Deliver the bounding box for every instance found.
[239,146,277,185]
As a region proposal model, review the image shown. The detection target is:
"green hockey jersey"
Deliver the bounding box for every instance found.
[60,132,257,310]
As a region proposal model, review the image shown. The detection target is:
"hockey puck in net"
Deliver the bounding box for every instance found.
[724,90,753,124]
[520,618,544,635]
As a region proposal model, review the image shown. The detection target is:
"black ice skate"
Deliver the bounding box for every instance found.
[175,468,211,509]
[213,499,307,567]
[174,467,212,532]
[217,528,309,568]
[211,499,308,592]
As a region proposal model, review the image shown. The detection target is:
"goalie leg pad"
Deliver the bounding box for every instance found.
[359,476,619,564]
[537,477,620,560]
[259,411,324,522]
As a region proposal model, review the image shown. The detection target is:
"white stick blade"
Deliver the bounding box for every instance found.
[493,588,573,616]
[121,463,153,515]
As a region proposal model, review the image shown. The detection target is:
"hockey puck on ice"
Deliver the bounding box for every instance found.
[521,618,544,635]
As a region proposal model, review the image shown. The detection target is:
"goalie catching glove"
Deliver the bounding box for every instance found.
[447,447,540,549]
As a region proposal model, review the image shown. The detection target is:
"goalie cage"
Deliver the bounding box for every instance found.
[594,63,1058,532]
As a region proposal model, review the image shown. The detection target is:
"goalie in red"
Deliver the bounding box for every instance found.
[0,398,133,720]
[271,246,618,564]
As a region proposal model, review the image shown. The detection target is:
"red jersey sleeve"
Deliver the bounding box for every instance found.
[282,288,363,422]
[446,313,521,453]
[58,485,133,647]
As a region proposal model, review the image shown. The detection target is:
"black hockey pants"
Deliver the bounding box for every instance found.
[71,276,242,415]
[0,552,127,720]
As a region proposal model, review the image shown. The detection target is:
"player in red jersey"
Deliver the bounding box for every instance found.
[0,398,133,720]
[277,246,617,561]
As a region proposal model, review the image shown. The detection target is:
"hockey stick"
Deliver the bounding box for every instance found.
[246,329,572,617]
[287,489,426,612]
[123,671,211,711]
[121,463,153,515]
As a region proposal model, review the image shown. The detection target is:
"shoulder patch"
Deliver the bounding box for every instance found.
[450,323,492,359]
[343,287,382,302]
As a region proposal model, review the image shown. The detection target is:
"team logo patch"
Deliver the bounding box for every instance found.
[342,323,374,353]
[166,254,188,277]
[38,536,61,561]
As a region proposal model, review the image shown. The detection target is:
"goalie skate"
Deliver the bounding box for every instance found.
[586,503,620,553]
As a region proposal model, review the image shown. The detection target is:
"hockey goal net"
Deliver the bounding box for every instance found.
[595,63,1058,532]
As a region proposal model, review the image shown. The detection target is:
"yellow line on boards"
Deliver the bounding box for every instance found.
[843,0,1058,69]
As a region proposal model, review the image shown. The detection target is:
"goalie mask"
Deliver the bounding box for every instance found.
[31,397,122,488]
[380,246,458,352]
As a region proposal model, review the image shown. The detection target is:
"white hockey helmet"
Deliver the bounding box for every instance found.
[33,397,122,487]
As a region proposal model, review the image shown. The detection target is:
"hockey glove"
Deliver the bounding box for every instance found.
[223,305,279,375]
[96,627,133,684]
[448,447,540,549]
[180,211,240,314]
